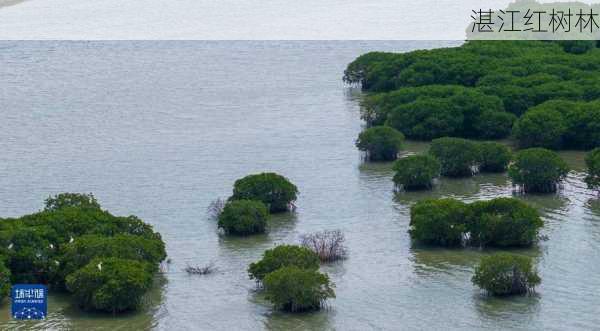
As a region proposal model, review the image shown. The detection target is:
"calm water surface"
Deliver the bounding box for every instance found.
[0,41,599,330]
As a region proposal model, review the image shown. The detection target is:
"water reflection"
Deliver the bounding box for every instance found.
[474,294,540,326]
[263,309,334,331]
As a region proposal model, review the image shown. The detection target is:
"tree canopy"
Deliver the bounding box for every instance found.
[346,41,600,149]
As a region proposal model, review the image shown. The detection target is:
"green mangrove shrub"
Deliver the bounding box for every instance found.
[355,126,404,161]
[44,192,101,211]
[429,137,480,177]
[59,234,166,287]
[263,266,335,312]
[508,148,569,193]
[248,245,320,281]
[66,257,154,313]
[585,148,600,190]
[0,193,166,313]
[392,155,441,190]
[217,200,268,235]
[409,199,469,246]
[478,142,511,172]
[467,198,543,247]
[472,253,541,296]
[512,102,567,149]
[230,173,298,213]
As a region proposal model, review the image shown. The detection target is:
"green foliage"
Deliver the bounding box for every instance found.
[508,148,569,193]
[585,148,600,190]
[59,234,166,287]
[559,40,595,54]
[231,173,298,213]
[467,198,543,247]
[0,194,165,313]
[410,198,543,248]
[472,253,541,296]
[392,155,441,190]
[248,245,319,281]
[355,126,404,161]
[346,41,600,146]
[217,200,268,235]
[409,199,469,246]
[382,86,511,140]
[263,266,335,312]
[44,193,101,211]
[512,101,568,149]
[429,137,480,177]
[66,257,153,313]
[478,142,511,172]
[0,259,10,302]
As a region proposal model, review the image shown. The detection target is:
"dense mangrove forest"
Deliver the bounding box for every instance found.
[345,40,600,150]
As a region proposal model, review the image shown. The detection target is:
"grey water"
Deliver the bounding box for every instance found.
[0,41,599,330]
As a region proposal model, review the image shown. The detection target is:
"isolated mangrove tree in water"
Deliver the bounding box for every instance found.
[344,41,600,149]
[508,148,569,193]
[0,193,166,313]
[263,266,335,312]
[230,173,298,213]
[409,197,543,248]
[217,200,268,236]
[248,245,319,282]
[355,126,404,161]
[585,147,600,191]
[477,142,511,173]
[249,245,335,313]
[429,137,480,177]
[392,154,441,190]
[472,253,541,296]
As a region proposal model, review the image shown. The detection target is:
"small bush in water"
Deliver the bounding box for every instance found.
[264,266,335,312]
[392,154,441,190]
[218,200,268,235]
[472,253,540,296]
[355,126,405,161]
[230,173,298,213]
[248,245,320,282]
[508,148,569,193]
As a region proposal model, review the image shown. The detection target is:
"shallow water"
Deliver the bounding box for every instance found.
[0,41,599,330]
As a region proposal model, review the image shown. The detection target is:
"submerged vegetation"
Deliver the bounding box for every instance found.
[472,253,541,296]
[356,126,404,161]
[0,193,166,313]
[345,41,600,150]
